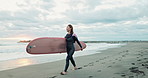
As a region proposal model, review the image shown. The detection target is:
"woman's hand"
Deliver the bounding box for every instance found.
[81,48,83,51]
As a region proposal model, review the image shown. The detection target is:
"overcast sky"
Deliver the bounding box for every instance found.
[0,0,148,41]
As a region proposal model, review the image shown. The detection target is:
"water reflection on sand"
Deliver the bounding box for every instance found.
[0,58,35,71]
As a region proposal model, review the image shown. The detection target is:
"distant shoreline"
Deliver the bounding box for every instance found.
[83,40,148,43]
[18,40,148,43]
[17,40,31,43]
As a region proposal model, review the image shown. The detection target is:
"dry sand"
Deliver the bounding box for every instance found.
[0,42,148,78]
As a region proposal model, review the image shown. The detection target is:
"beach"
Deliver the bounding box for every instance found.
[0,42,148,78]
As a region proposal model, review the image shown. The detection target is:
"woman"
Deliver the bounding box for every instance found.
[61,24,83,75]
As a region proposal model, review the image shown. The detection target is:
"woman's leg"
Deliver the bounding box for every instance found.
[70,56,76,67]
[64,55,70,72]
[64,48,75,72]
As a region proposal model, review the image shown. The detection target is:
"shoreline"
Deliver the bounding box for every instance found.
[0,42,148,78]
[0,43,124,71]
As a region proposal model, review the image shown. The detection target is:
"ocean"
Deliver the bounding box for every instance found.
[0,39,126,71]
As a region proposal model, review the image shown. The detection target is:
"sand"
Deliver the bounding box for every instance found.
[0,42,148,78]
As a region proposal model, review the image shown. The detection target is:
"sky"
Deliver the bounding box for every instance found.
[0,0,148,41]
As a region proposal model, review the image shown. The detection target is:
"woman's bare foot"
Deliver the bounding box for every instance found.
[72,67,83,70]
[60,72,67,75]
[74,67,77,70]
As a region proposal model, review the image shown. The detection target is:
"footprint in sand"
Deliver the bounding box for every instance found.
[96,60,99,62]
[112,62,116,64]
[101,62,105,64]
[114,72,127,78]
[137,59,141,61]
[122,55,126,57]
[84,65,88,67]
[97,70,102,72]
[121,74,126,78]
[107,65,112,68]
[142,63,148,67]
[143,58,148,60]
[129,76,134,78]
[88,76,93,78]
[118,59,122,61]
[131,63,135,65]
[88,62,94,66]
[115,58,118,60]
[84,62,94,67]
[49,75,57,78]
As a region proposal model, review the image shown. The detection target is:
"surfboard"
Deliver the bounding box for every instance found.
[26,37,86,54]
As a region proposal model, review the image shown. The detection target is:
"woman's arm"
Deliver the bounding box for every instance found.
[72,34,82,49]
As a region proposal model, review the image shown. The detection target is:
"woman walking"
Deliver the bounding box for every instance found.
[61,24,83,75]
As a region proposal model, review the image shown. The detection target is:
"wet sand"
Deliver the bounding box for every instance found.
[0,42,148,78]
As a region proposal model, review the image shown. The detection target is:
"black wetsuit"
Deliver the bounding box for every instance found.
[64,34,82,72]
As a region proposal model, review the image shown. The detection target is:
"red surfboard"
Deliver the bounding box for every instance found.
[26,37,86,54]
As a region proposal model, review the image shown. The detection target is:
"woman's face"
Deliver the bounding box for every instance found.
[66,26,71,32]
